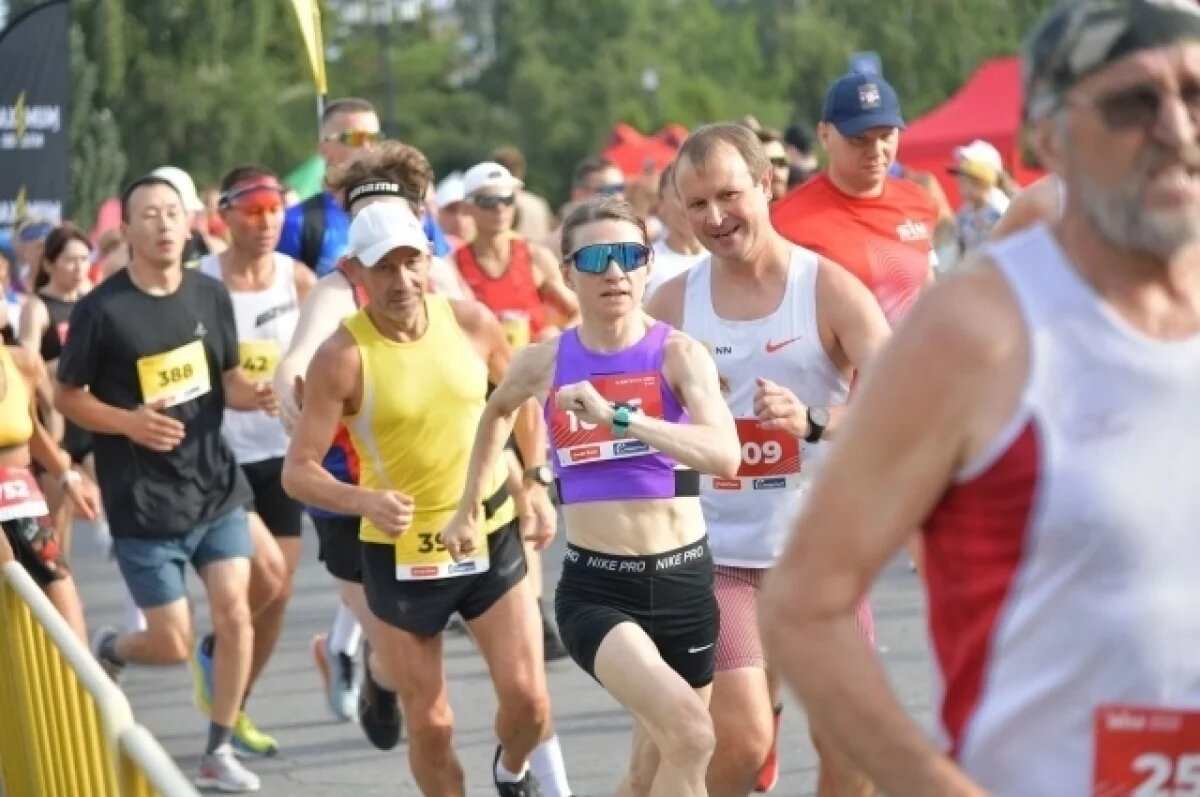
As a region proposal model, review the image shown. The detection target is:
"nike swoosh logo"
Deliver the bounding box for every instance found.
[688,643,715,654]
[764,336,801,354]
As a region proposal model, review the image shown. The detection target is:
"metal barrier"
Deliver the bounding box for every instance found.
[0,561,198,796]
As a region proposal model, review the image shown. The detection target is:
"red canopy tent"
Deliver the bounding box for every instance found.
[603,123,683,177]
[899,56,1042,205]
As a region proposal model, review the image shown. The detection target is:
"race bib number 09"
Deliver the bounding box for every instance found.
[238,340,281,381]
[707,418,801,492]
[1094,705,1200,796]
[394,528,490,581]
[549,373,663,467]
[136,339,212,408]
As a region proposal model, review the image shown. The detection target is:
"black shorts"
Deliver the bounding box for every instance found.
[2,517,66,588]
[555,537,718,689]
[241,458,304,538]
[312,514,363,583]
[362,519,527,637]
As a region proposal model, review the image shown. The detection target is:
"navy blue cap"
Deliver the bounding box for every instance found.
[820,73,906,137]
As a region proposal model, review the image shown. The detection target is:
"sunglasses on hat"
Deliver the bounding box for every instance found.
[567,242,650,274]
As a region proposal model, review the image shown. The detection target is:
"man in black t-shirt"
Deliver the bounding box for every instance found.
[56,175,275,793]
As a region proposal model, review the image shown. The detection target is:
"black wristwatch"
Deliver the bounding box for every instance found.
[523,465,553,487]
[804,406,830,444]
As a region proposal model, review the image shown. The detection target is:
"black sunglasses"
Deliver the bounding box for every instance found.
[1069,82,1200,130]
[769,156,789,168]
[473,194,516,209]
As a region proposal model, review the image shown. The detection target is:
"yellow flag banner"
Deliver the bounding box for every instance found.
[290,0,328,96]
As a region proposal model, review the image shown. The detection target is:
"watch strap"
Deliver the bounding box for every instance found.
[611,405,632,437]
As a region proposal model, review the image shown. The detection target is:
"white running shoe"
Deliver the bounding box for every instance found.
[196,745,260,793]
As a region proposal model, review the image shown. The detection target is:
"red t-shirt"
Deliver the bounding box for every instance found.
[771,173,940,324]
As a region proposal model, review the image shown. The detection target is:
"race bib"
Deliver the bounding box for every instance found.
[0,468,48,523]
[1094,705,1200,796]
[549,373,663,466]
[706,418,801,492]
[499,311,531,350]
[136,339,212,408]
[238,340,281,381]
[394,526,490,581]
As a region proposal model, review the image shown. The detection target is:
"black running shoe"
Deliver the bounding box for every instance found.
[540,605,569,663]
[358,642,403,750]
[493,745,542,797]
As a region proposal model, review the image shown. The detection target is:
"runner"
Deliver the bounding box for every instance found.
[194,164,317,758]
[760,3,1200,794]
[643,159,707,303]
[647,123,890,797]
[446,194,739,795]
[282,201,561,797]
[0,342,99,643]
[988,172,1065,240]
[55,174,277,793]
[18,224,101,558]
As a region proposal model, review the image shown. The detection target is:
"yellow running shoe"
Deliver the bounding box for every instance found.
[232,711,278,758]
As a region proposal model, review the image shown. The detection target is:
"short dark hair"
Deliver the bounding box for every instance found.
[572,155,617,188]
[120,175,183,222]
[327,140,434,216]
[321,97,376,128]
[219,164,277,193]
[560,195,648,258]
[784,123,814,155]
[492,146,527,179]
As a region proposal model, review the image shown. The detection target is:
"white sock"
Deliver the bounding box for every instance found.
[329,603,361,656]
[121,579,146,633]
[530,736,572,797]
[494,749,528,784]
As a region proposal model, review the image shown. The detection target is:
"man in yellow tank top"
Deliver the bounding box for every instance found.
[282,202,563,797]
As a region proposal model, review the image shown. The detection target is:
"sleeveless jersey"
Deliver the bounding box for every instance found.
[200,253,298,463]
[546,322,689,504]
[38,292,75,362]
[343,297,512,551]
[682,247,850,568]
[923,225,1200,794]
[454,235,547,347]
[0,346,33,448]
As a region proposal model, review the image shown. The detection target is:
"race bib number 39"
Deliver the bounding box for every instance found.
[1094,705,1200,796]
[137,339,212,408]
[549,373,663,466]
[394,529,490,581]
[707,418,801,492]
[238,340,281,381]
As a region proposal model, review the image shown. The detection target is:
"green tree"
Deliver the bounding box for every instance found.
[68,20,125,227]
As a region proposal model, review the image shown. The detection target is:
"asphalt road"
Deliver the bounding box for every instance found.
[70,519,933,797]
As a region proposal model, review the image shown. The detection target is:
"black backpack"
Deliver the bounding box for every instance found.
[298,193,326,273]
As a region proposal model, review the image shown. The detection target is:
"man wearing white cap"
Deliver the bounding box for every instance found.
[283,201,565,797]
[946,140,1011,257]
[151,166,226,265]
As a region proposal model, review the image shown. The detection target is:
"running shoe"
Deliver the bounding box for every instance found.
[754,705,784,793]
[191,639,278,757]
[90,626,124,682]
[196,744,261,793]
[191,638,215,714]
[540,607,569,663]
[357,641,403,750]
[493,745,542,797]
[310,633,358,721]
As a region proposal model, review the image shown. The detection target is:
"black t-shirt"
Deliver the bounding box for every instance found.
[57,269,250,538]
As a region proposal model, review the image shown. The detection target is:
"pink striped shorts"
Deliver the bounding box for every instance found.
[713,565,877,671]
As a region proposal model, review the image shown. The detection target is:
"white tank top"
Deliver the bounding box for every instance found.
[926,225,1200,794]
[681,247,850,568]
[199,253,298,463]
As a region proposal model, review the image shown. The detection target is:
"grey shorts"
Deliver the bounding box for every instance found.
[112,508,253,609]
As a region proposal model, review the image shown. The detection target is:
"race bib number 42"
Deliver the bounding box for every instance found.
[707,418,801,492]
[394,528,490,581]
[238,340,281,381]
[1094,705,1200,796]
[549,373,663,466]
[136,339,212,408]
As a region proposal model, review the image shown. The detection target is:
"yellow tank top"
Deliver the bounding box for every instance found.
[344,297,513,549]
[0,347,33,449]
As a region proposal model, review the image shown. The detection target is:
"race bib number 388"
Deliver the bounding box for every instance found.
[706,418,801,492]
[1094,705,1200,796]
[549,373,663,466]
[136,339,212,408]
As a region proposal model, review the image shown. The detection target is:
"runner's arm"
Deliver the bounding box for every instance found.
[16,296,47,356]
[626,332,740,477]
[759,274,1011,797]
[531,244,580,325]
[293,259,317,303]
[281,332,370,514]
[13,348,70,479]
[54,303,137,436]
[275,271,357,432]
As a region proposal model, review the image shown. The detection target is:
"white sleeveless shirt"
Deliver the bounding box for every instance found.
[926,225,1200,794]
[681,247,850,568]
[199,253,298,463]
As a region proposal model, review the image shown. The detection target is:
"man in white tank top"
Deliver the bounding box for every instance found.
[761,3,1200,795]
[196,165,315,758]
[647,123,890,797]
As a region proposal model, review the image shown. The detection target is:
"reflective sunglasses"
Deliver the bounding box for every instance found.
[1070,82,1200,131]
[770,156,789,168]
[568,242,650,274]
[324,129,381,148]
[473,194,516,209]
[595,183,626,196]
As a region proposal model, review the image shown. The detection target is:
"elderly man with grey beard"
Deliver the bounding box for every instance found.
[759,1,1200,796]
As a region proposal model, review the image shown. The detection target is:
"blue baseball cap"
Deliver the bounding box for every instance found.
[821,73,906,137]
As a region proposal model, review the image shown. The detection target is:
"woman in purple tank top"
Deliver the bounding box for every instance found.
[443,195,739,796]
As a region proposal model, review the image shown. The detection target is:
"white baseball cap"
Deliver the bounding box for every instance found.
[435,173,466,208]
[348,202,430,267]
[151,166,204,213]
[461,161,523,198]
[952,140,1003,172]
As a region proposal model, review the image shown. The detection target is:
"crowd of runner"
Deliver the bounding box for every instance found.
[1,0,1198,794]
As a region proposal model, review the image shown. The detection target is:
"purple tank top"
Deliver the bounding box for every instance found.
[545,322,689,504]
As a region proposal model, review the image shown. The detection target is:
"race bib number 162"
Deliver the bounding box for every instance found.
[1094,705,1200,796]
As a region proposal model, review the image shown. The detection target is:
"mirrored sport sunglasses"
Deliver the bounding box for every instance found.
[472,193,517,209]
[324,129,382,148]
[567,242,650,274]
[595,183,626,196]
